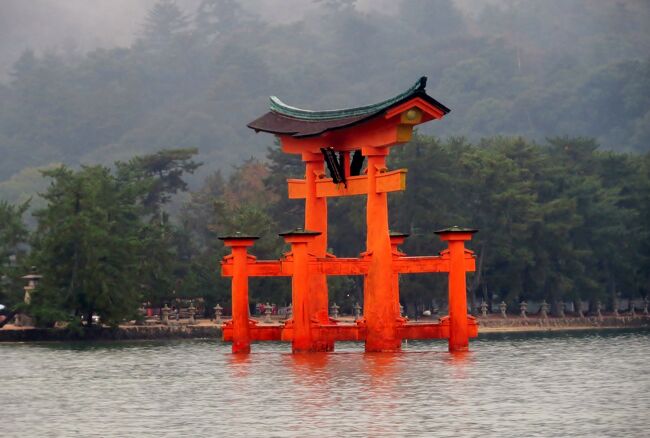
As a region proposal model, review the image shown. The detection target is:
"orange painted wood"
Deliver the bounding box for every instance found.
[375,169,407,193]
[314,258,370,275]
[287,169,407,199]
[437,231,476,352]
[363,152,401,352]
[384,97,447,121]
[392,254,475,273]
[220,238,257,354]
[279,117,410,154]
[287,178,306,199]
[303,157,333,349]
[222,323,283,342]
[222,254,474,277]
[314,323,366,342]
[222,260,285,277]
[220,90,481,353]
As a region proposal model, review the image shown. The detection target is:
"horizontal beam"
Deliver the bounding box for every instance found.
[221,318,478,343]
[221,254,475,277]
[393,255,475,273]
[314,323,366,342]
[287,169,407,199]
[222,321,283,342]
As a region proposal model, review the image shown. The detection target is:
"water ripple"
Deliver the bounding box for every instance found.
[1,329,649,437]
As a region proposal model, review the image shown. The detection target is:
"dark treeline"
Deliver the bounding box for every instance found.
[1,0,649,204]
[1,135,648,325]
[0,0,649,324]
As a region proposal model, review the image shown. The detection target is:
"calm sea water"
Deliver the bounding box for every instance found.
[2,329,649,437]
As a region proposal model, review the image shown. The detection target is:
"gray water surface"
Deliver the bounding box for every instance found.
[2,329,649,437]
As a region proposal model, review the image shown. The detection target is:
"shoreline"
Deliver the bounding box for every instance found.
[1,316,648,342]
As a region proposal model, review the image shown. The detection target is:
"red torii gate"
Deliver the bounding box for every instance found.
[220,77,478,353]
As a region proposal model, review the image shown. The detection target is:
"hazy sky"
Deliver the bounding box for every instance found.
[0,0,409,78]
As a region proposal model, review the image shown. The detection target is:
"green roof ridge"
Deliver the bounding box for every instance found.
[269,76,427,121]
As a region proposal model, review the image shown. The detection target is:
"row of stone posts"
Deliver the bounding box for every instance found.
[478,298,650,319]
[159,297,649,325]
[160,303,197,325]
[208,301,395,323]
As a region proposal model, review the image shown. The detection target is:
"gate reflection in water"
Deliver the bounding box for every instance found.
[1,329,648,437]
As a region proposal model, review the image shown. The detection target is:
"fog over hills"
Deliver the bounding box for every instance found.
[0,0,648,203]
[0,0,649,326]
[0,0,400,77]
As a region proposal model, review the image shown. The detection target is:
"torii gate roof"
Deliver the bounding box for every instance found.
[247,77,450,139]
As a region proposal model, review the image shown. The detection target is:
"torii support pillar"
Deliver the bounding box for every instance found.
[302,152,333,351]
[280,228,323,353]
[218,233,259,354]
[390,231,409,318]
[435,226,478,353]
[364,146,401,352]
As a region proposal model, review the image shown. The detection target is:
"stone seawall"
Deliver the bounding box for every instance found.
[1,316,648,342]
[0,324,221,342]
[478,315,650,331]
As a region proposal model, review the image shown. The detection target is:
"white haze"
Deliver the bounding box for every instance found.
[0,0,405,79]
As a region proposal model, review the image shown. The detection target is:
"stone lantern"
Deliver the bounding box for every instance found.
[286,303,292,320]
[161,304,170,325]
[499,301,507,319]
[353,302,362,320]
[540,300,549,319]
[214,304,223,324]
[519,301,528,319]
[188,302,196,325]
[479,301,488,318]
[21,266,42,305]
[330,302,340,319]
[264,302,273,323]
[16,267,42,327]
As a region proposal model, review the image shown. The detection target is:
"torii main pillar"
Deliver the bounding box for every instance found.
[363,146,400,351]
[302,151,332,351]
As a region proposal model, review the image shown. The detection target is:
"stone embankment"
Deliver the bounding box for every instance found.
[1,315,648,342]
[478,315,650,333]
[0,322,220,342]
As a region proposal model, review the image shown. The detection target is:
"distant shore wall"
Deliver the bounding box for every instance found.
[478,315,650,330]
[0,324,221,342]
[1,316,648,342]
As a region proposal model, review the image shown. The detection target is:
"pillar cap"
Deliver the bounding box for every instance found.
[434,226,478,235]
[389,231,410,239]
[218,232,260,241]
[21,266,42,281]
[278,227,321,237]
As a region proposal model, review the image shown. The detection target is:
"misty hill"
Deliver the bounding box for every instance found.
[0,0,648,196]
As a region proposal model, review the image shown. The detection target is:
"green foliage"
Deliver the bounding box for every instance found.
[0,0,648,197]
[116,148,201,213]
[0,199,30,308]
[0,137,646,322]
[27,149,199,327]
[387,135,648,309]
[178,135,649,313]
[0,0,648,318]
[30,165,142,326]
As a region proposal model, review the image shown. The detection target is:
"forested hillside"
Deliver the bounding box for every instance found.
[0,0,649,198]
[0,1,649,324]
[4,135,648,325]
